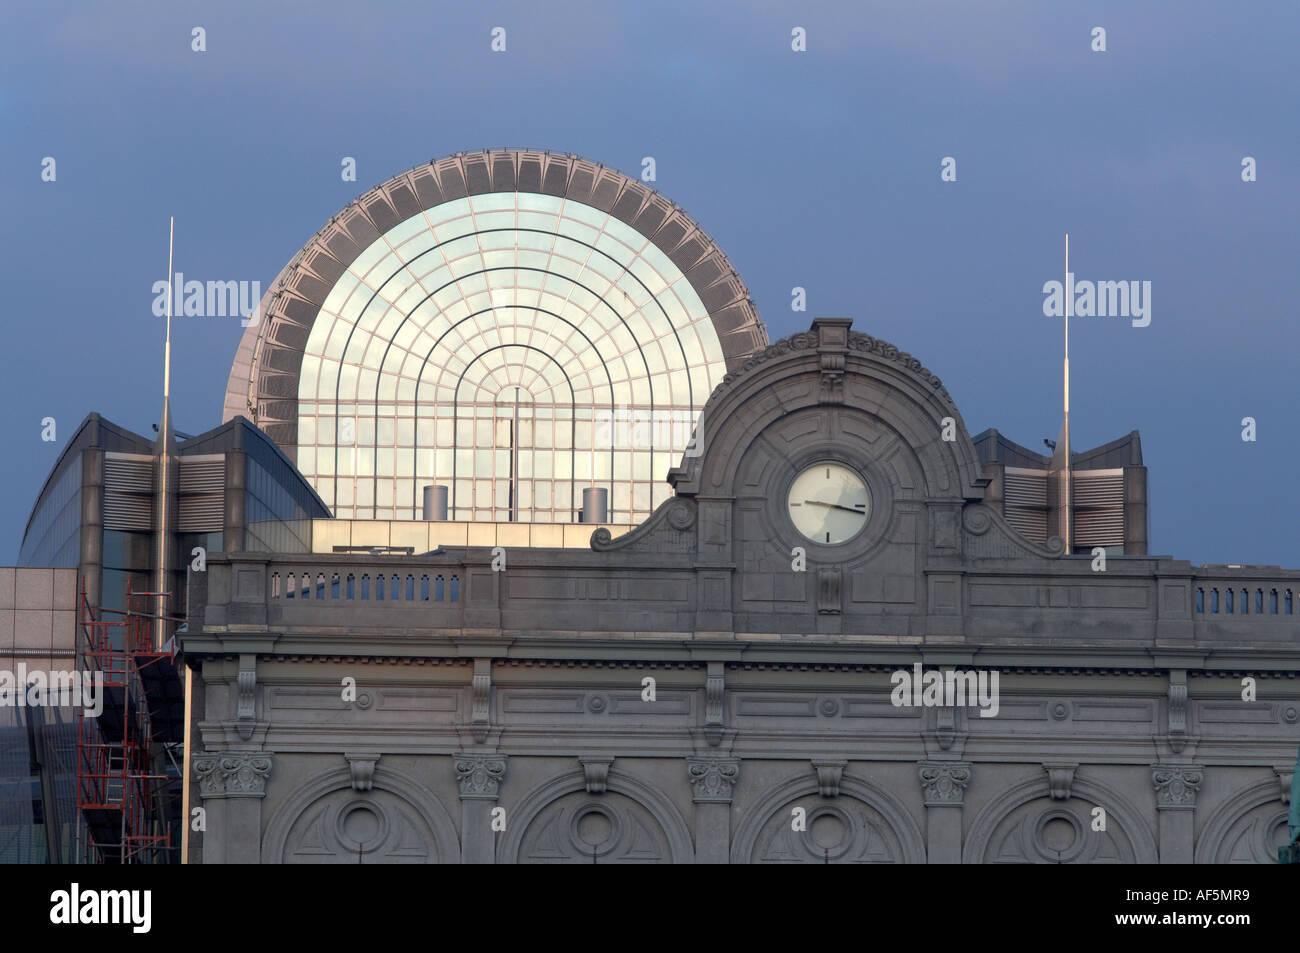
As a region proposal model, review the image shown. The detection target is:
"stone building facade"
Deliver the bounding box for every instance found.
[182,317,1300,863]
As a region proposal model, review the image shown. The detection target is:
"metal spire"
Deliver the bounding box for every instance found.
[1062,234,1072,552]
[154,217,175,648]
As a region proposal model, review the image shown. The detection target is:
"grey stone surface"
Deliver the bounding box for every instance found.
[12,610,50,652]
[15,568,55,610]
[0,571,76,660]
[181,318,1300,864]
[0,568,15,610]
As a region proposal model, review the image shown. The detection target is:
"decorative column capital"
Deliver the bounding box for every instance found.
[1151,764,1204,810]
[454,752,507,800]
[687,757,739,803]
[193,750,273,798]
[918,761,972,806]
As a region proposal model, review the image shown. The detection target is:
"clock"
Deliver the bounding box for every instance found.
[786,461,871,545]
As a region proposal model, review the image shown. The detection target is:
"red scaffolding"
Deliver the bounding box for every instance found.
[76,579,182,863]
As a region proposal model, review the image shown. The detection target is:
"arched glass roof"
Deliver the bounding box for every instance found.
[224,150,767,523]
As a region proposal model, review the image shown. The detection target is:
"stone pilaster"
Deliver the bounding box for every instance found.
[918,761,971,864]
[454,752,507,864]
[1151,763,1202,864]
[687,757,738,864]
[192,750,273,864]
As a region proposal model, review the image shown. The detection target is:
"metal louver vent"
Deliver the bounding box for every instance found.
[104,455,155,531]
[179,458,225,533]
[1072,471,1125,547]
[1001,467,1125,548]
[1003,469,1048,542]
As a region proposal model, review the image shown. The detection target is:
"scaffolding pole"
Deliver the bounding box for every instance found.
[75,578,183,863]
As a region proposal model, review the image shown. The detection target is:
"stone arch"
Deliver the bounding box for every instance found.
[730,771,926,864]
[963,772,1157,864]
[261,762,461,864]
[670,320,986,504]
[498,768,694,864]
[1195,777,1290,864]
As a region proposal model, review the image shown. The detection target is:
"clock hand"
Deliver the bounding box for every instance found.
[804,499,866,515]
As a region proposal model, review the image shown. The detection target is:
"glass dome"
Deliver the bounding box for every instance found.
[224,150,767,523]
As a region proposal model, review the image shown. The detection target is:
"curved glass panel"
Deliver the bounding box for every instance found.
[296,192,727,523]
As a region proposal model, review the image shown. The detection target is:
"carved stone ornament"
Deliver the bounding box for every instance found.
[1043,763,1077,801]
[345,753,379,792]
[193,751,273,798]
[847,332,952,405]
[666,498,696,531]
[591,497,697,552]
[1167,670,1188,754]
[935,704,956,751]
[699,326,953,417]
[705,662,725,747]
[817,567,841,615]
[454,753,507,800]
[918,761,972,806]
[812,760,847,798]
[580,757,614,794]
[962,505,993,536]
[687,758,739,803]
[471,659,491,744]
[1151,764,1204,809]
[820,351,846,402]
[1274,766,1294,805]
[236,654,257,741]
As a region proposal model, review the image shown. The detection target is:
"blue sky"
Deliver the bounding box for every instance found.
[2,0,1296,566]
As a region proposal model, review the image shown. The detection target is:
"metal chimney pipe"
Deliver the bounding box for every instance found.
[423,484,448,521]
[581,487,608,524]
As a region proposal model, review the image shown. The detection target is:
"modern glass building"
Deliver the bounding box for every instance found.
[0,569,80,864]
[20,413,331,616]
[14,414,330,862]
[223,150,766,524]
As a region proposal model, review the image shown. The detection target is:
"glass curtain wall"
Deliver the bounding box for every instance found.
[294,192,727,523]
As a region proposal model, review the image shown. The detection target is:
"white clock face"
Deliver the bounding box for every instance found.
[787,462,871,545]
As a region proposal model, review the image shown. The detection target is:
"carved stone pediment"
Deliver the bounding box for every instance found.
[962,504,1066,560]
[591,498,697,554]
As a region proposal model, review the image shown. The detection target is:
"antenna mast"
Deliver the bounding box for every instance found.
[154,218,175,648]
[1062,234,1071,552]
